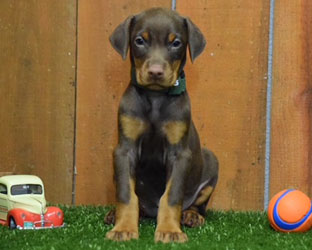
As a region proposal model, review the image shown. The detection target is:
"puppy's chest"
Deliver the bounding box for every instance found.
[120,98,188,145]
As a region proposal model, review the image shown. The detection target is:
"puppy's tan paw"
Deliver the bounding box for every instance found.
[155,231,188,243]
[106,230,138,241]
[181,210,205,228]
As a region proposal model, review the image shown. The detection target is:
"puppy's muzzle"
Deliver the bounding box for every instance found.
[148,64,164,81]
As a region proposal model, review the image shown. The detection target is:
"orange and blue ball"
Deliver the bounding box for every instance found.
[268,189,312,232]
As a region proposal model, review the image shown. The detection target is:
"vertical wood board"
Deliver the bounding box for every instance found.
[270,0,312,198]
[177,0,270,210]
[0,0,76,204]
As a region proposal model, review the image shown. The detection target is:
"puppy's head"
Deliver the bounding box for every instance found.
[110,8,206,90]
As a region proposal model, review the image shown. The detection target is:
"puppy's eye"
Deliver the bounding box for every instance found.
[135,37,145,47]
[171,39,182,48]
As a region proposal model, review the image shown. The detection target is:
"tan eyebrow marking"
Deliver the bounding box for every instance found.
[142,32,149,41]
[168,33,176,43]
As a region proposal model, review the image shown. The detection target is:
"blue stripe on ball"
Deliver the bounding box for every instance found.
[273,189,312,230]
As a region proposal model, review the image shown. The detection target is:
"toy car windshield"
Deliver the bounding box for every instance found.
[11,184,43,195]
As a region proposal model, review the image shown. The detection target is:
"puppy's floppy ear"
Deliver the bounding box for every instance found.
[109,15,134,60]
[185,18,206,62]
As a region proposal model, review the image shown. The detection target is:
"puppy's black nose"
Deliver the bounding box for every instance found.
[148,64,164,79]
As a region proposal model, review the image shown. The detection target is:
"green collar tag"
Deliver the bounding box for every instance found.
[131,67,186,96]
[168,74,186,95]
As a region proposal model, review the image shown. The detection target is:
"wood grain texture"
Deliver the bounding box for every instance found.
[0,0,76,204]
[270,0,312,198]
[177,1,270,210]
[76,0,171,205]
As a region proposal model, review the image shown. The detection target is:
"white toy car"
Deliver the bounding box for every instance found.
[0,175,64,229]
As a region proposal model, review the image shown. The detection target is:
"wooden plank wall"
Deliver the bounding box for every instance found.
[76,0,270,210]
[270,0,312,198]
[0,0,76,204]
[1,0,311,210]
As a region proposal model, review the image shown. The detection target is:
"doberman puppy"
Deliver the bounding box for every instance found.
[105,8,218,243]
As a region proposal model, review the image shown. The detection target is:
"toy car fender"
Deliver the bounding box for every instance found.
[7,207,64,229]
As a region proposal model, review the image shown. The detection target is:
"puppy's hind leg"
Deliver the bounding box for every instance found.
[198,148,218,212]
[182,148,218,228]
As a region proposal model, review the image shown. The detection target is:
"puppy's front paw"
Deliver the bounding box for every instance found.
[106,229,139,241]
[155,231,188,243]
[181,210,205,228]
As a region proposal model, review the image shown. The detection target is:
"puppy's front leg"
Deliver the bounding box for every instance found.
[106,145,139,241]
[155,148,191,243]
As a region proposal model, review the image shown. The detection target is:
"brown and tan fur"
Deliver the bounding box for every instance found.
[105,8,218,243]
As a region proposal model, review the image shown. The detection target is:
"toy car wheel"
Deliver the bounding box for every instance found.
[9,217,17,230]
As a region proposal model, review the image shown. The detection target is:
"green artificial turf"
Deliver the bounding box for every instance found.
[1,206,312,250]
